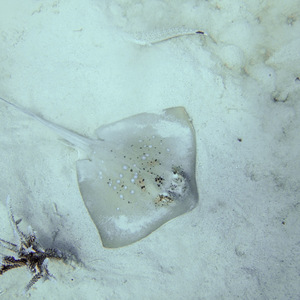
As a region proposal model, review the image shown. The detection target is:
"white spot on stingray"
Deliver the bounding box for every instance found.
[124,186,128,190]
[142,156,146,160]
[113,186,117,190]
[123,165,128,170]
[120,194,124,199]
[130,190,135,194]
[116,179,121,184]
[131,178,135,183]
[119,173,123,178]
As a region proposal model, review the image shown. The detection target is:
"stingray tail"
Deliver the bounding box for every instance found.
[0,96,95,153]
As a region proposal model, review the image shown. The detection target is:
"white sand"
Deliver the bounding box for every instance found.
[0,1,299,299]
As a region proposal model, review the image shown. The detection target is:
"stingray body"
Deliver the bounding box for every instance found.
[0,97,198,248]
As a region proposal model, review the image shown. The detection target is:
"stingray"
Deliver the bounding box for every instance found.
[0,97,198,248]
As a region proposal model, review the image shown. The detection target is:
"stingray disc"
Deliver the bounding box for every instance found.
[77,107,198,248]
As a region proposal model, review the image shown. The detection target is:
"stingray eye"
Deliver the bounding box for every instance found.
[29,235,36,243]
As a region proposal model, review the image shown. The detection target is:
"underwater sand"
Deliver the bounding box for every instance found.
[0,1,299,299]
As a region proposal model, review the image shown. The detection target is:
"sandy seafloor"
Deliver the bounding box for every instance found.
[0,1,299,299]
